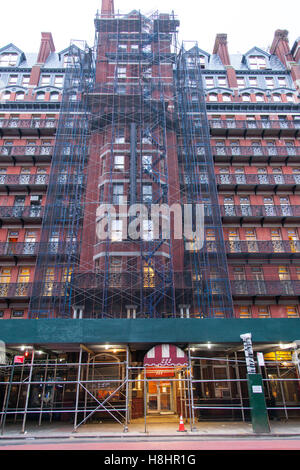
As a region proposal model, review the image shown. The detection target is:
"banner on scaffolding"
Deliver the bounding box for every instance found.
[240,333,256,374]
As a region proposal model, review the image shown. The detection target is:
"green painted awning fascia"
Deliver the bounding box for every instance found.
[1,318,300,345]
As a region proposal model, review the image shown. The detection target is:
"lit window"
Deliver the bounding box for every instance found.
[286,306,299,318]
[257,306,270,318]
[143,261,155,287]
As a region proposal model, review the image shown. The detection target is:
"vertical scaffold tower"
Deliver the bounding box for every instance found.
[175,42,234,318]
[29,42,95,318]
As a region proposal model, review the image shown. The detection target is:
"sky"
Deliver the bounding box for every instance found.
[0,0,299,56]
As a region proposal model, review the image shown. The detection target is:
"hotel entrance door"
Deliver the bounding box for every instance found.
[147,381,173,414]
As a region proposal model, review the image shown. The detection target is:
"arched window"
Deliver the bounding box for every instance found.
[36,92,45,101]
[15,92,25,101]
[50,92,59,101]
[256,93,264,102]
[273,94,281,102]
[222,93,231,102]
[2,91,11,101]
[286,94,294,103]
[242,93,250,102]
[209,93,218,102]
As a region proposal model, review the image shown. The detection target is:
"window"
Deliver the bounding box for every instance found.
[112,183,124,205]
[256,93,264,102]
[115,128,125,143]
[257,306,270,318]
[54,75,64,87]
[131,45,139,52]
[109,257,122,287]
[238,306,252,318]
[249,77,257,87]
[205,77,214,88]
[209,93,218,102]
[40,75,51,86]
[11,310,24,318]
[0,53,18,66]
[237,77,245,88]
[111,220,123,241]
[22,75,30,86]
[2,91,11,101]
[50,92,59,101]
[265,77,274,89]
[222,93,231,102]
[8,75,18,85]
[36,92,45,101]
[143,261,155,287]
[286,306,299,318]
[15,92,25,101]
[118,44,127,52]
[116,67,126,79]
[142,184,152,203]
[142,155,152,172]
[249,56,266,69]
[114,155,125,171]
[286,94,294,103]
[273,94,281,102]
[142,220,153,241]
[278,77,286,87]
[242,93,250,102]
[218,76,227,87]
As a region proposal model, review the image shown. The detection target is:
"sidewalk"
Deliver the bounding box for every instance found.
[1,419,300,440]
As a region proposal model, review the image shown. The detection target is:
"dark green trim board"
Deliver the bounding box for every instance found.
[1,318,300,346]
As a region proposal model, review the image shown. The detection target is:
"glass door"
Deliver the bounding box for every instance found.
[147,380,173,414]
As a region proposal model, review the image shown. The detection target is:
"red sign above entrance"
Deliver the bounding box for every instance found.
[146,367,175,378]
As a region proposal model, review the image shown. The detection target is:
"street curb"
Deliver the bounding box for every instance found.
[1,432,300,441]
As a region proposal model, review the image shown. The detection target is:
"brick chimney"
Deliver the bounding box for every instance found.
[213,33,238,90]
[37,32,55,64]
[213,34,230,66]
[270,29,293,66]
[101,0,114,17]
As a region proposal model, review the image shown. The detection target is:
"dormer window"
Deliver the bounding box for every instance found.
[0,53,18,67]
[199,55,206,69]
[249,56,266,69]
